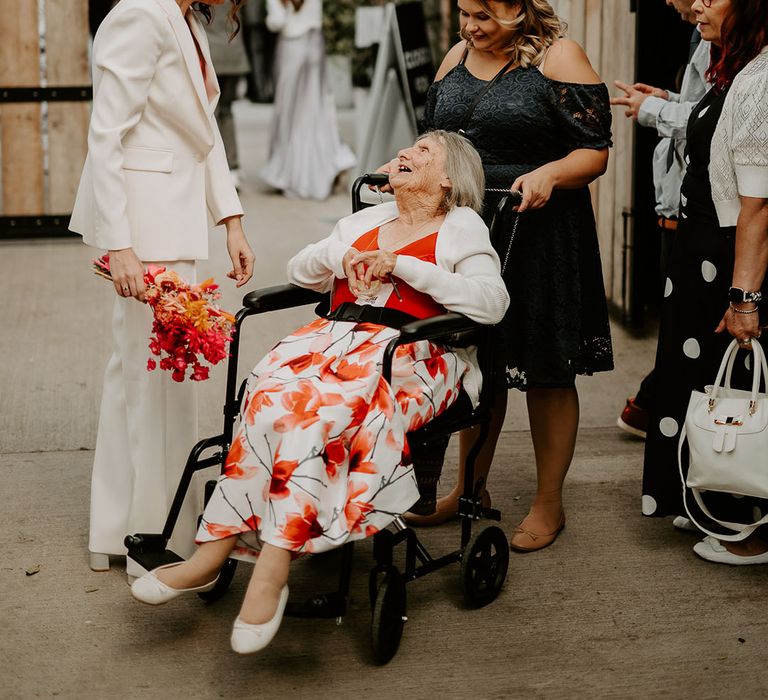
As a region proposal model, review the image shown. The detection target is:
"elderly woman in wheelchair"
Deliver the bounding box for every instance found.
[130,129,509,654]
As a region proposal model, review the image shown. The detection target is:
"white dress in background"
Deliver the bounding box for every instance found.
[260,0,356,199]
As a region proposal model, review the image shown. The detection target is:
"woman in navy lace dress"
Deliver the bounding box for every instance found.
[405,0,612,551]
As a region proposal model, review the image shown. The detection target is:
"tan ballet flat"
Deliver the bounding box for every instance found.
[509,513,565,552]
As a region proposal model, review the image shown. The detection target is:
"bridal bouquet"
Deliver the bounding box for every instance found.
[92,255,236,382]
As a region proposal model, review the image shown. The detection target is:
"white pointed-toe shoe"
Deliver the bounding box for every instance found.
[693,535,768,565]
[130,562,219,605]
[230,585,289,655]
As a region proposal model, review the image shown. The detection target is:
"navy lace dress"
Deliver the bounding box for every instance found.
[421,58,614,389]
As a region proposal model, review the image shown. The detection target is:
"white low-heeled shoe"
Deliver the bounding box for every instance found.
[230,585,289,655]
[130,562,219,605]
[693,536,768,565]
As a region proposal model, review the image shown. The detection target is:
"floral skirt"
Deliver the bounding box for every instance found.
[195,317,468,559]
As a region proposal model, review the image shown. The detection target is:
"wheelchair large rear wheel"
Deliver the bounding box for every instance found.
[370,566,407,665]
[460,524,509,608]
[197,558,238,603]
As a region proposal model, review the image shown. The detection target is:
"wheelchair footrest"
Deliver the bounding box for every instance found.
[124,533,184,572]
[285,592,347,619]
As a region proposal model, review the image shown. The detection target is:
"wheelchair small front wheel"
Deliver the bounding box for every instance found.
[370,567,407,665]
[197,558,238,603]
[460,524,509,608]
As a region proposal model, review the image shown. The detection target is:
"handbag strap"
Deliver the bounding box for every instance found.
[677,423,768,541]
[457,57,516,137]
[724,337,768,391]
[711,338,768,411]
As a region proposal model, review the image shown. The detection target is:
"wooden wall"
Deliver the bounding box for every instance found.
[553,0,636,309]
[0,0,90,217]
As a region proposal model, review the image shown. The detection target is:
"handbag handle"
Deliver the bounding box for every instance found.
[709,338,767,415]
[724,337,768,393]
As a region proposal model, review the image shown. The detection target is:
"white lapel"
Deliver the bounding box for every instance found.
[155,0,211,113]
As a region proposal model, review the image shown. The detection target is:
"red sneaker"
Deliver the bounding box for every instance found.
[617,397,648,439]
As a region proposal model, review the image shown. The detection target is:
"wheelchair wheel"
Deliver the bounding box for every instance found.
[197,558,238,603]
[460,524,509,608]
[370,567,407,665]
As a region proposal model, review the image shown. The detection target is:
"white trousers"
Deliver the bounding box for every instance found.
[89,260,201,559]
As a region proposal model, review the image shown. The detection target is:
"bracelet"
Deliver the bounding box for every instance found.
[730,303,759,315]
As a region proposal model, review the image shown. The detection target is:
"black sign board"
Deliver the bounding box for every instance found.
[393,2,435,123]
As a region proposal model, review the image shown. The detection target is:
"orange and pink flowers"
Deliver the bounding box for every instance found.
[92,254,235,382]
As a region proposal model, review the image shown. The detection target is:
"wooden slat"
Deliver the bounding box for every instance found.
[594,0,615,293]
[559,0,637,308]
[45,0,90,214]
[611,6,637,307]
[0,0,44,215]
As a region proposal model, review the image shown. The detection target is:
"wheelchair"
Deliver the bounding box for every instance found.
[126,174,519,664]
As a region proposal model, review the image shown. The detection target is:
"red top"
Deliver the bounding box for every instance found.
[331,227,446,319]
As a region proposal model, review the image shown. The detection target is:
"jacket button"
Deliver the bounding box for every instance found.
[194,153,204,162]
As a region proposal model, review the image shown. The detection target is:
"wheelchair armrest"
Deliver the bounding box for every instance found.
[398,313,483,343]
[242,284,325,314]
[382,313,485,383]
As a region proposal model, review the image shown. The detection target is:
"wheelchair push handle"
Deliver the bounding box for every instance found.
[362,173,391,187]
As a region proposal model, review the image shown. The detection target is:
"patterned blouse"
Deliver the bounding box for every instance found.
[710,47,768,226]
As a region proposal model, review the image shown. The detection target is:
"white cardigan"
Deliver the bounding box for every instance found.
[710,47,768,226]
[70,0,244,260]
[287,202,511,406]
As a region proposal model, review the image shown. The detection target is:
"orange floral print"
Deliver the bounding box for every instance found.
[195,314,466,558]
[345,481,374,533]
[349,429,377,474]
[245,381,283,425]
[269,443,300,499]
[273,379,344,432]
[280,495,324,549]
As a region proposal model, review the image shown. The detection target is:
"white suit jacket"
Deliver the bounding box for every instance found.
[69,0,244,261]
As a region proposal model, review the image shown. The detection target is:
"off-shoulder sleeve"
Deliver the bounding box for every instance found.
[547,80,613,151]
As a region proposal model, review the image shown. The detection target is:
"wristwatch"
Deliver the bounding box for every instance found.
[728,286,763,304]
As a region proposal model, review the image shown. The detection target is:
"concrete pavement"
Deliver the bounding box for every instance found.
[1,102,766,700]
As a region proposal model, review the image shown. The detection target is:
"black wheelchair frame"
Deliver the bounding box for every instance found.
[126,174,518,664]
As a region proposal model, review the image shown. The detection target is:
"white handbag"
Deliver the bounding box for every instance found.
[678,338,768,541]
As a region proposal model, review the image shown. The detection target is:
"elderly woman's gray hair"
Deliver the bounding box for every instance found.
[418,130,485,213]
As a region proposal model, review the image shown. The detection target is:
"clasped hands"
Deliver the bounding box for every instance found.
[342,248,397,297]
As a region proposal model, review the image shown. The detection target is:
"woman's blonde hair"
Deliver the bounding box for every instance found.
[418,130,485,214]
[461,0,566,68]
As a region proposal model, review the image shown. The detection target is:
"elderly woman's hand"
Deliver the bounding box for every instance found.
[511,165,557,212]
[368,161,395,194]
[353,250,398,287]
[716,305,763,348]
